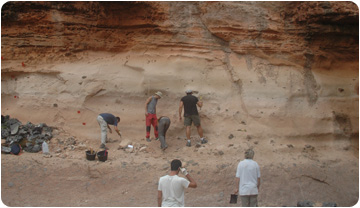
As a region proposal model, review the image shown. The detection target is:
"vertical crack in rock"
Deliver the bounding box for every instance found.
[196,4,243,95]
[303,53,319,106]
[196,3,250,114]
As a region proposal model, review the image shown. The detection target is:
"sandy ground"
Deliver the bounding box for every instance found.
[1,102,358,207]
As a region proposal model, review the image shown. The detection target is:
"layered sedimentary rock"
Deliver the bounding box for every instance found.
[1,1,358,141]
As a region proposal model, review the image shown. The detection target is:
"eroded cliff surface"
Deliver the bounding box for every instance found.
[1,1,359,141]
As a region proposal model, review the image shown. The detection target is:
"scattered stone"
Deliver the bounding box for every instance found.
[228,134,234,139]
[139,146,147,152]
[10,123,20,135]
[304,145,315,151]
[228,144,234,147]
[118,139,132,149]
[297,200,314,207]
[322,202,337,207]
[241,121,246,125]
[124,145,134,153]
[287,144,294,148]
[53,103,58,107]
[7,182,14,188]
[254,141,258,145]
[195,143,201,148]
[77,143,87,150]
[338,88,344,93]
[65,137,76,146]
[218,150,224,155]
[82,76,87,79]
[246,135,252,141]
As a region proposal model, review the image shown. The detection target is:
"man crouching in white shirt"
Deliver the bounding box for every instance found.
[158,159,197,207]
[235,149,261,207]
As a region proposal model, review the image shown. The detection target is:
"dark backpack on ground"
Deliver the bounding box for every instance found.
[10,143,22,155]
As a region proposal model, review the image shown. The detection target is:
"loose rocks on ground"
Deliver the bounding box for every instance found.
[1,115,53,153]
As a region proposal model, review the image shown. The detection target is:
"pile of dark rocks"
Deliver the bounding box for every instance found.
[1,115,53,153]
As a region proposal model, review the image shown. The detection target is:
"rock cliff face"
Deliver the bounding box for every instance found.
[1,1,359,141]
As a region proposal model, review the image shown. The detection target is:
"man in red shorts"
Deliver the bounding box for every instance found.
[145,91,162,142]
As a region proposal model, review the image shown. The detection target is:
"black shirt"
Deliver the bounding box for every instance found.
[181,94,199,116]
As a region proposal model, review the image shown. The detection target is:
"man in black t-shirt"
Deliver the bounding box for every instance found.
[179,90,208,147]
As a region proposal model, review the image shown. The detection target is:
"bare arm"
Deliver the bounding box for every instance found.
[257,177,261,190]
[197,100,203,108]
[179,101,184,121]
[145,97,152,116]
[186,174,197,188]
[114,126,121,137]
[235,177,240,194]
[157,190,162,207]
[107,124,112,133]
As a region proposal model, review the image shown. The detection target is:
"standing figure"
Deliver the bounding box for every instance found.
[145,91,162,142]
[235,149,261,207]
[158,159,197,207]
[97,113,121,150]
[158,116,171,150]
[179,90,207,147]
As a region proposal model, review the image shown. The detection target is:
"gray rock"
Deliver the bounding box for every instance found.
[1,146,11,153]
[297,200,314,207]
[10,123,20,135]
[228,134,234,139]
[7,182,14,187]
[1,128,10,138]
[322,202,337,207]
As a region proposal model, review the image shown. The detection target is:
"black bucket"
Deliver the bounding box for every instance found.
[97,150,108,162]
[86,150,96,161]
[230,194,238,204]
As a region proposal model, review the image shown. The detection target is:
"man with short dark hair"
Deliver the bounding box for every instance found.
[97,113,121,150]
[179,90,207,147]
[158,159,197,207]
[235,149,261,207]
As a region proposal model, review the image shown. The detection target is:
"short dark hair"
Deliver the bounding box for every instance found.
[116,117,120,122]
[171,159,182,171]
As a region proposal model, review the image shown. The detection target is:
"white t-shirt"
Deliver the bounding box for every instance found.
[158,175,190,207]
[236,159,261,196]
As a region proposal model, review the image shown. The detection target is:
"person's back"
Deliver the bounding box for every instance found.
[158,116,171,150]
[158,175,189,207]
[181,94,199,116]
[237,159,260,195]
[235,149,261,207]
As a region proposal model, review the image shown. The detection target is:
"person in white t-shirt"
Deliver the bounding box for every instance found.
[235,149,261,207]
[158,159,197,207]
